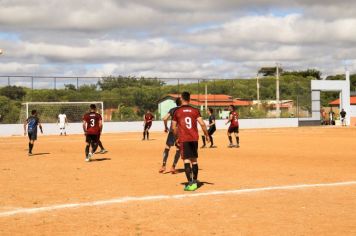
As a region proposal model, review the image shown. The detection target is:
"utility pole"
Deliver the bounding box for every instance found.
[256,74,260,102]
[205,83,208,112]
[276,63,281,117]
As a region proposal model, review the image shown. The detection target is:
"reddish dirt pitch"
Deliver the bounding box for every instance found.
[1,127,356,235]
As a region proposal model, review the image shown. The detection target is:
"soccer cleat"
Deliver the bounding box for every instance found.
[200,145,206,149]
[209,145,217,148]
[86,152,93,162]
[28,152,33,156]
[235,144,240,148]
[159,166,166,173]
[184,182,198,191]
[228,143,235,148]
[99,149,108,154]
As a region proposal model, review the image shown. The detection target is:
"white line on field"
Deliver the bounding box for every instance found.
[1,181,355,218]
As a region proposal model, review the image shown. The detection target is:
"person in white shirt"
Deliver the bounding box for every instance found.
[57,113,68,135]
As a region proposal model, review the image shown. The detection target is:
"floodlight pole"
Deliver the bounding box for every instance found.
[276,63,281,117]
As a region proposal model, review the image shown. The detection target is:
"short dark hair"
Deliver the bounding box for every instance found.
[181,91,190,102]
[31,109,37,115]
[229,105,235,111]
[175,97,182,106]
[90,104,97,110]
[208,108,213,113]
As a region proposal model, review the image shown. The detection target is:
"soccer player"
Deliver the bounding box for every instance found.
[159,97,182,174]
[24,110,43,156]
[83,104,102,162]
[201,108,217,148]
[143,110,154,140]
[340,108,346,126]
[225,105,240,148]
[172,91,210,191]
[57,112,68,136]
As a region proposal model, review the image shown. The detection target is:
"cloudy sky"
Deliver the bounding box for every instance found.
[1,0,356,79]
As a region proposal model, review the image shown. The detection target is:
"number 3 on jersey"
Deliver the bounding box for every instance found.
[90,118,95,127]
[185,117,192,129]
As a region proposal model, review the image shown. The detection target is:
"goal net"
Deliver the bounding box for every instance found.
[20,101,104,123]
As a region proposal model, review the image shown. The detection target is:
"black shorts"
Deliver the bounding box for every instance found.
[144,122,152,130]
[180,141,198,159]
[166,131,177,147]
[228,126,239,134]
[86,134,99,143]
[28,131,37,141]
[208,126,216,136]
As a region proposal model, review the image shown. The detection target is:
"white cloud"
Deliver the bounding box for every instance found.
[1,0,356,79]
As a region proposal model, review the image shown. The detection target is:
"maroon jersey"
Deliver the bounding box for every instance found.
[144,113,154,123]
[83,112,102,135]
[229,111,239,127]
[173,105,201,142]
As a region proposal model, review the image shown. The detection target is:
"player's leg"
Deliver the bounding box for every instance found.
[200,135,206,148]
[85,135,91,162]
[159,145,170,173]
[170,147,180,174]
[146,124,151,140]
[183,142,199,191]
[227,128,234,147]
[234,128,240,147]
[208,126,216,148]
[142,124,147,140]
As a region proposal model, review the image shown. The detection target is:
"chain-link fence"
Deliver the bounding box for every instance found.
[0,75,312,124]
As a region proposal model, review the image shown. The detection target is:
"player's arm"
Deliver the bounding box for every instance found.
[38,122,43,134]
[172,120,178,137]
[99,119,103,132]
[198,117,210,143]
[162,113,171,132]
[143,115,146,125]
[225,114,232,125]
[82,120,87,134]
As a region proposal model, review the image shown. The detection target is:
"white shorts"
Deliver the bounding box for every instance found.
[59,124,66,129]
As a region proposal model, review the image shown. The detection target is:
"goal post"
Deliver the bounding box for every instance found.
[20,101,104,123]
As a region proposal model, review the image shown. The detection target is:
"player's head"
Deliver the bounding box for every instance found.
[208,107,213,115]
[146,110,151,114]
[175,97,182,106]
[228,105,235,111]
[90,104,97,111]
[31,109,37,116]
[181,91,190,103]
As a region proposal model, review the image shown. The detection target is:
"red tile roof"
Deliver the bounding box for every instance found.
[164,94,251,107]
[329,96,356,105]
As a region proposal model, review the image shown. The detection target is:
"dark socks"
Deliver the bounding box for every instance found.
[162,148,169,166]
[143,131,146,140]
[98,140,104,150]
[173,150,180,167]
[92,142,98,153]
[184,163,192,182]
[147,131,149,140]
[201,136,206,146]
[236,136,239,145]
[85,145,90,156]
[228,136,233,144]
[192,164,198,181]
[29,142,34,153]
[209,135,214,146]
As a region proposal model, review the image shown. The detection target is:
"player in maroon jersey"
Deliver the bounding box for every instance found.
[143,110,154,140]
[82,104,103,162]
[172,91,209,191]
[225,105,240,148]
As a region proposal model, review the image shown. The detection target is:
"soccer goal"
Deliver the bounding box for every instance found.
[20,101,104,123]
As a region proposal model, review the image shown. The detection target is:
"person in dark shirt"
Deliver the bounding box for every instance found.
[340,109,346,126]
[201,108,217,148]
[159,98,182,174]
[143,110,154,140]
[24,110,43,156]
[226,105,240,148]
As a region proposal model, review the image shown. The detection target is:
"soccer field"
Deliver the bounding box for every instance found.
[1,127,356,235]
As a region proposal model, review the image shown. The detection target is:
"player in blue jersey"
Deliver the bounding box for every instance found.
[24,110,43,156]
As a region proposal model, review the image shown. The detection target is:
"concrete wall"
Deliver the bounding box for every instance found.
[0,118,299,137]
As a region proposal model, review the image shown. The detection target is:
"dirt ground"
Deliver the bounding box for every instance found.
[1,127,356,235]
